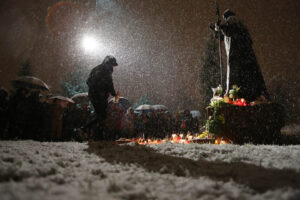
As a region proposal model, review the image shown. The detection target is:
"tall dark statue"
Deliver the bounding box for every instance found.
[87,55,118,121]
[211,9,270,102]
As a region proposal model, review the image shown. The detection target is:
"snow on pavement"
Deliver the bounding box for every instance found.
[0,141,299,200]
[148,143,300,172]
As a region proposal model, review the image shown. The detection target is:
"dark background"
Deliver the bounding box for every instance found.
[0,0,299,119]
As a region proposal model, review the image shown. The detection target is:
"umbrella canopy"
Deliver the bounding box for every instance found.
[108,97,131,113]
[190,110,200,118]
[49,96,75,104]
[135,104,153,111]
[12,76,49,91]
[151,104,168,111]
[71,92,89,104]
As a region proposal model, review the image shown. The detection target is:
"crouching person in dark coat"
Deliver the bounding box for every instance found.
[86,55,119,139]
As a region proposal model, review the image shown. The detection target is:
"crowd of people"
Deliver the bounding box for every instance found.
[0,87,200,141]
[120,108,200,140]
[0,87,92,141]
[82,103,201,141]
[84,55,200,141]
[0,55,200,142]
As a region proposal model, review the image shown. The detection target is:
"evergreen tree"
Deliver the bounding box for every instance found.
[269,78,300,124]
[18,60,32,76]
[198,34,221,125]
[60,68,89,97]
[133,94,152,109]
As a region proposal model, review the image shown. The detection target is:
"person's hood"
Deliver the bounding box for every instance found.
[223,9,236,22]
[101,55,118,68]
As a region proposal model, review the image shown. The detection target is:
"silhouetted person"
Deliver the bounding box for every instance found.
[123,107,135,138]
[86,56,118,123]
[165,112,174,137]
[210,9,270,102]
[147,111,158,138]
[174,112,181,133]
[24,91,44,140]
[62,103,78,141]
[8,88,29,139]
[0,88,9,138]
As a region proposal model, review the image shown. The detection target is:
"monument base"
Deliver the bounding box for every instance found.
[207,103,285,144]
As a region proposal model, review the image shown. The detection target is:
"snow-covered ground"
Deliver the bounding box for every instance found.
[148,143,300,171]
[0,141,299,200]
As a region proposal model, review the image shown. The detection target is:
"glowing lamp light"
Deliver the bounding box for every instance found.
[82,35,100,53]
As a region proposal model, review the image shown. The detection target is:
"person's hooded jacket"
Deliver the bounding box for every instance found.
[87,55,117,99]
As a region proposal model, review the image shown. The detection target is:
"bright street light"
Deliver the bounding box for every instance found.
[82,35,100,53]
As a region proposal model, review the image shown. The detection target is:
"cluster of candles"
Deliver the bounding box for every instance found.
[117,133,230,145]
[224,97,248,106]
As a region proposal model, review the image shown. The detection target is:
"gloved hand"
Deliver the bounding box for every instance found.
[115,91,120,102]
[209,23,220,31]
[214,23,220,31]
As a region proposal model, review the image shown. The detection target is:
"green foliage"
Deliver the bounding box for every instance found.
[216,85,223,96]
[206,100,226,134]
[206,116,222,134]
[229,85,240,99]
[209,99,228,108]
[60,68,89,97]
[133,94,152,109]
[212,84,223,97]
[18,60,32,76]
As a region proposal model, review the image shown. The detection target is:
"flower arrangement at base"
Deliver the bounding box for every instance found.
[206,99,227,135]
[229,85,240,99]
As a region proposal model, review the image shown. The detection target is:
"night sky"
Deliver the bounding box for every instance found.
[0,0,299,112]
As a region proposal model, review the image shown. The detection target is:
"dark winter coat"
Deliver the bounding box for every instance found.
[86,56,117,119]
[211,16,270,101]
[0,90,9,137]
[7,88,29,138]
[48,103,64,141]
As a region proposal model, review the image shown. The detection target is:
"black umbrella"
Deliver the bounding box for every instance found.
[108,97,131,113]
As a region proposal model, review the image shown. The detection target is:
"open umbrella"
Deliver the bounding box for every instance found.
[12,76,49,91]
[151,104,168,111]
[71,92,89,104]
[135,104,153,111]
[108,97,131,113]
[190,110,200,118]
[49,96,75,104]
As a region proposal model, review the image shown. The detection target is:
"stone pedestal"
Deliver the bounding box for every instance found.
[207,103,285,144]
